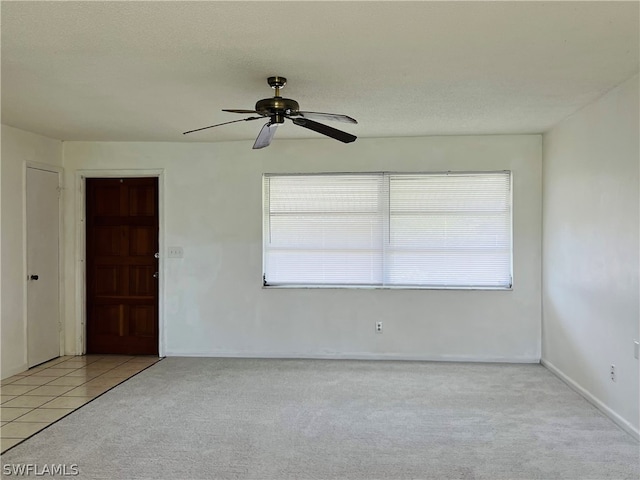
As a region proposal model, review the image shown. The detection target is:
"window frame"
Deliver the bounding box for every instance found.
[263,171,513,291]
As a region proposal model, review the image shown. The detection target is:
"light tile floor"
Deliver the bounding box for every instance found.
[0,355,161,453]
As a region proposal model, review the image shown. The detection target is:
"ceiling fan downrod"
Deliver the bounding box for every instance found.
[267,76,286,97]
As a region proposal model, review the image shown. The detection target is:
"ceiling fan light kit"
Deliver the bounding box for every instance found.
[183,76,357,149]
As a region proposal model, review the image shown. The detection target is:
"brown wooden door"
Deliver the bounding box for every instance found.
[86,178,159,355]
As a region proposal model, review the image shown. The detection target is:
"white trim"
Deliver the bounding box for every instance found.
[542,358,640,441]
[2,364,29,379]
[25,163,64,365]
[75,169,165,357]
[74,174,85,355]
[163,351,541,363]
[25,162,63,174]
[263,284,514,291]
[22,166,28,366]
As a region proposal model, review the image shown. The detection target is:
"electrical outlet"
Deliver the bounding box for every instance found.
[610,364,616,382]
[376,321,383,333]
[634,340,639,360]
[168,246,183,258]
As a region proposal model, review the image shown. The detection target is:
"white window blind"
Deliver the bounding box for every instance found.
[263,174,383,285]
[386,173,512,288]
[263,171,512,288]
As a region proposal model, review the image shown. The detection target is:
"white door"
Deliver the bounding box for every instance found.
[26,167,61,367]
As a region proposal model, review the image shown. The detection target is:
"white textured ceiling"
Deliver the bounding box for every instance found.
[1,1,638,143]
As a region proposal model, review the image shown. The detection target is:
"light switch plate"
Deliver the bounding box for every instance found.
[168,246,183,258]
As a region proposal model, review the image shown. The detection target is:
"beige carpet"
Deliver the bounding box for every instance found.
[1,358,638,479]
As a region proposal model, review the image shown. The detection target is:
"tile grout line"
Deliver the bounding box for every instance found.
[1,357,163,453]
[1,358,162,442]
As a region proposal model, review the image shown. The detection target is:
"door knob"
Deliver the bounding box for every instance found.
[30,275,39,280]
[153,272,159,279]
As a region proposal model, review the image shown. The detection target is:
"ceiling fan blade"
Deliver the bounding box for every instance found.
[291,118,357,144]
[253,122,278,149]
[295,111,358,124]
[222,109,261,114]
[183,116,263,135]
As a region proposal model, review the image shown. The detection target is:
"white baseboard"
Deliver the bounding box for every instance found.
[542,358,640,441]
[163,351,540,364]
[1,362,28,380]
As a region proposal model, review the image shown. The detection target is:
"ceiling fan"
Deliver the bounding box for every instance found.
[183,76,357,149]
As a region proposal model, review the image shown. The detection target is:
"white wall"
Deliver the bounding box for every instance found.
[542,74,639,436]
[62,134,541,362]
[1,125,63,378]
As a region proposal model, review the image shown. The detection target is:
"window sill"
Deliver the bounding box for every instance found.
[262,284,513,291]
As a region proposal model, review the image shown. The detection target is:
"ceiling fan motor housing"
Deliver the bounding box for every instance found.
[255,97,299,124]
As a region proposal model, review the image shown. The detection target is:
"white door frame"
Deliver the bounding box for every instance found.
[24,162,64,365]
[75,169,165,357]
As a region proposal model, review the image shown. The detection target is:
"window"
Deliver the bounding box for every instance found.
[263,171,512,289]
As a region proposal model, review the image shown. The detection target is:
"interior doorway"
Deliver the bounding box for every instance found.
[85,177,159,355]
